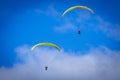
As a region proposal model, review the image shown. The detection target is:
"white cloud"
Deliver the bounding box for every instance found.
[0,45,120,80]
[95,16,120,40]
[35,4,60,17]
[54,22,77,33]
[76,11,120,40]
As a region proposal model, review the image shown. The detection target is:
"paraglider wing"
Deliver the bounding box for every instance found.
[62,6,94,16]
[31,42,60,52]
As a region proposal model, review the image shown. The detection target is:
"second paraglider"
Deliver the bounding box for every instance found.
[31,42,60,71]
[62,5,94,35]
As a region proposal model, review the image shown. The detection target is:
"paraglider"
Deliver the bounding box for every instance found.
[62,5,94,16]
[62,5,94,35]
[31,42,60,71]
[31,42,60,52]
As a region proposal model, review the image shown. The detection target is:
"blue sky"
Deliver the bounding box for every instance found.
[0,0,120,80]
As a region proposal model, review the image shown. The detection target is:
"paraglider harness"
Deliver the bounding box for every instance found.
[45,66,48,71]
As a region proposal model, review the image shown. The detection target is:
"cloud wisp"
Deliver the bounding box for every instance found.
[0,45,120,80]
[54,22,77,33]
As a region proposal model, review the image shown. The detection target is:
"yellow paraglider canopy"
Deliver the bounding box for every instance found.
[31,42,60,52]
[62,5,94,16]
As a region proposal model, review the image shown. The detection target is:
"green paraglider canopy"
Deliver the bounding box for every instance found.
[31,42,60,52]
[62,5,94,16]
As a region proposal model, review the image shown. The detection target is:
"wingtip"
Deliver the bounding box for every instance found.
[31,47,34,51]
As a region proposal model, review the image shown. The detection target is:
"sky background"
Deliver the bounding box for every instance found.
[0,0,120,80]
